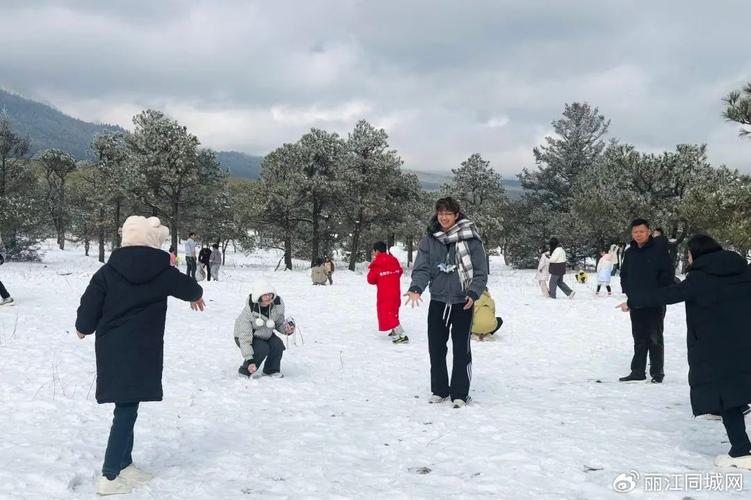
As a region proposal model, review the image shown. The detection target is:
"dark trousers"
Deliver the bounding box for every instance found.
[427,300,473,402]
[206,263,212,281]
[629,306,665,378]
[0,280,9,299]
[596,285,612,293]
[548,274,573,298]
[722,406,751,457]
[186,257,197,279]
[235,335,285,374]
[102,402,139,479]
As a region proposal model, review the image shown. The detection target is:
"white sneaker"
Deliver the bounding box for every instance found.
[429,395,448,404]
[452,399,467,408]
[265,372,284,378]
[0,297,14,306]
[568,291,576,300]
[119,464,153,483]
[96,475,133,496]
[715,454,751,469]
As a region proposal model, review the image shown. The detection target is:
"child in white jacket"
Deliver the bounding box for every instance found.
[595,249,614,295]
[535,250,550,296]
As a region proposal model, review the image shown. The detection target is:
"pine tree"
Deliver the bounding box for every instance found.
[38,149,78,250]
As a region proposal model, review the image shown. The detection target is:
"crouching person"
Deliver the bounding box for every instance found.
[234,281,295,378]
[471,289,503,341]
[75,216,205,496]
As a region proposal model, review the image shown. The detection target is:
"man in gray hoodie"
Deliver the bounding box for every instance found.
[405,197,488,408]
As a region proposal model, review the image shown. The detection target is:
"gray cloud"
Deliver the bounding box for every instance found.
[1,0,750,175]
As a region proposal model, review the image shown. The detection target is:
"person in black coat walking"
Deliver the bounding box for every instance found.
[76,215,205,495]
[618,234,751,469]
[618,219,674,383]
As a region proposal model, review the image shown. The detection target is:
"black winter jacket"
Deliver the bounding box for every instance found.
[620,237,674,297]
[75,246,203,403]
[628,250,751,415]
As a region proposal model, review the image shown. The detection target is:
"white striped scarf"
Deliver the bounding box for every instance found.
[433,218,480,291]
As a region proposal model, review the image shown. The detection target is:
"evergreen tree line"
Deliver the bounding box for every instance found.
[0,81,750,269]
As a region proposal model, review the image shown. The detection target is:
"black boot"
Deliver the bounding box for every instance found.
[619,373,646,382]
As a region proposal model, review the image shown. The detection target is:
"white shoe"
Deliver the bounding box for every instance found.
[715,454,751,469]
[452,398,469,408]
[265,372,284,378]
[568,291,576,299]
[0,297,14,306]
[429,395,448,404]
[96,475,133,496]
[119,464,153,483]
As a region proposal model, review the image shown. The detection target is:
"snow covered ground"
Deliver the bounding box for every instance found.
[1,242,749,499]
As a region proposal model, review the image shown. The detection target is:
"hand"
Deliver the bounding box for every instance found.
[248,363,257,374]
[463,296,475,310]
[616,302,630,312]
[191,298,206,311]
[404,291,422,308]
[76,331,86,339]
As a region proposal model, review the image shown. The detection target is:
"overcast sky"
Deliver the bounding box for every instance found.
[2,0,750,175]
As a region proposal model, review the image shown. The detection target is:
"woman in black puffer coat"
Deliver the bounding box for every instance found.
[619,234,751,469]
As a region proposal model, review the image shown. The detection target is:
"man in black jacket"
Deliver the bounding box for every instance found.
[619,219,674,383]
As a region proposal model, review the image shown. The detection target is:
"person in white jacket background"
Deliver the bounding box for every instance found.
[535,247,550,296]
[547,237,575,299]
[596,249,614,295]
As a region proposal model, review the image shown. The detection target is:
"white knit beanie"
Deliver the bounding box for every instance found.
[120,216,170,249]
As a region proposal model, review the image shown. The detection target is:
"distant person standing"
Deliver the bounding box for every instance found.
[547,238,574,299]
[595,249,614,296]
[198,244,212,281]
[535,247,550,297]
[184,232,198,280]
[323,256,335,285]
[0,236,12,306]
[209,243,222,281]
[367,242,407,344]
[619,219,674,383]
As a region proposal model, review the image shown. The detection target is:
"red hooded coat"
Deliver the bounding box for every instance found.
[367,252,403,331]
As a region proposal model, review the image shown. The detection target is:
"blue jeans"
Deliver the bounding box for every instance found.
[102,402,139,479]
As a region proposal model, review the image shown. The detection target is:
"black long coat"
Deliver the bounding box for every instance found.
[76,246,203,404]
[620,236,674,296]
[628,250,751,415]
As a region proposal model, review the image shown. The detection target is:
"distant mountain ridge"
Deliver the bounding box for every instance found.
[0,89,521,195]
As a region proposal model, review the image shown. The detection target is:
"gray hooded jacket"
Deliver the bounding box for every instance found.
[408,216,488,304]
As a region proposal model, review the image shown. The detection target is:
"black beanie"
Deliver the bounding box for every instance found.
[373,241,388,253]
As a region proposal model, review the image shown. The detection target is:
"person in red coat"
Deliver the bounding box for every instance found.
[367,241,408,344]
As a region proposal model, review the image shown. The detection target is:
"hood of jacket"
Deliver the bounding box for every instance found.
[691,250,749,278]
[106,246,171,285]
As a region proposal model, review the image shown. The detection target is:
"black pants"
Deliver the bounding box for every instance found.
[102,402,139,479]
[629,306,665,378]
[596,285,612,293]
[722,406,751,457]
[0,280,9,299]
[186,257,197,280]
[206,263,212,281]
[235,335,285,374]
[428,300,473,402]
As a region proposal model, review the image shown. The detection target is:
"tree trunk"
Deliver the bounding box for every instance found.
[222,240,230,265]
[171,200,180,251]
[284,231,293,270]
[311,197,321,266]
[387,233,395,249]
[348,209,364,271]
[112,198,122,248]
[98,225,106,263]
[57,179,66,250]
[84,238,90,256]
[407,236,414,267]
